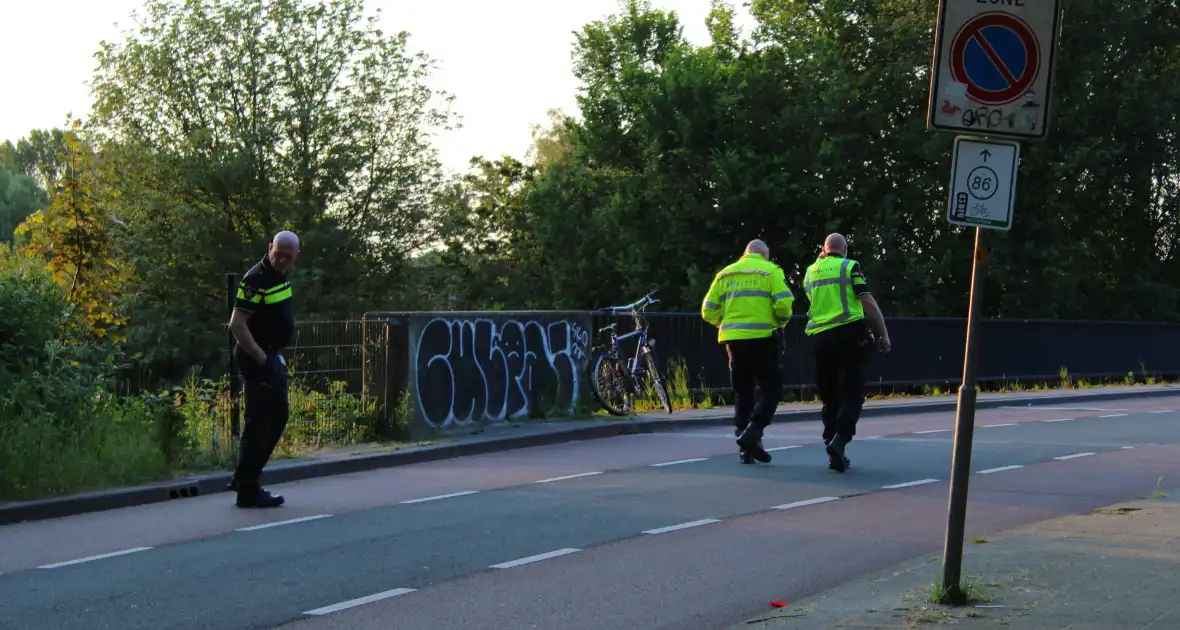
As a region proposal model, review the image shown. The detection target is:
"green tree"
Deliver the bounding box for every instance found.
[0,166,47,243]
[84,0,459,381]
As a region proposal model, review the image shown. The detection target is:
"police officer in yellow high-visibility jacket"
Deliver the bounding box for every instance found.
[701,239,795,465]
[803,233,892,473]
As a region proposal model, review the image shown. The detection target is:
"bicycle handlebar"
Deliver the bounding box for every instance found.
[603,290,659,313]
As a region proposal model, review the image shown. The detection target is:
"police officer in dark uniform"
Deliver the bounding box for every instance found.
[802,233,891,472]
[227,231,300,508]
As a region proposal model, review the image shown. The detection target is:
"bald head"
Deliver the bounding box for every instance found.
[823,233,847,256]
[268,230,301,274]
[745,239,770,258]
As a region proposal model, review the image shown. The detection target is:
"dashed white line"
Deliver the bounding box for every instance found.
[1043,418,1076,423]
[913,429,951,434]
[1150,410,1174,414]
[534,472,603,484]
[38,547,153,569]
[642,519,722,535]
[977,465,1023,475]
[883,479,939,489]
[650,458,709,467]
[399,490,480,504]
[983,423,1017,428]
[1121,446,1135,450]
[303,588,417,615]
[1054,452,1097,461]
[766,445,802,452]
[863,435,885,439]
[236,514,333,532]
[773,497,840,510]
[1100,413,1128,418]
[489,548,581,568]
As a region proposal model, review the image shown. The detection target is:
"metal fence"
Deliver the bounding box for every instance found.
[221,308,1180,440]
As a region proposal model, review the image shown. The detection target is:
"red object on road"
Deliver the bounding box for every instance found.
[769,601,788,608]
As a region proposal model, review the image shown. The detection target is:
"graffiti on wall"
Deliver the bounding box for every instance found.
[413,317,591,428]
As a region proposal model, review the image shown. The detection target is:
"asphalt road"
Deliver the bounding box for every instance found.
[1,396,1179,630]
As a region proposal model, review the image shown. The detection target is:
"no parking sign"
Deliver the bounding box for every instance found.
[926,0,1063,140]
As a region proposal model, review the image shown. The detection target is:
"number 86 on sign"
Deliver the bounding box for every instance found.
[947,136,1020,232]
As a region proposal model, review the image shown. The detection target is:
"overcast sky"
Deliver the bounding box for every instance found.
[1,0,754,175]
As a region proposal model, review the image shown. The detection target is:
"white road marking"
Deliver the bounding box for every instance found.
[766,445,802,452]
[534,472,603,484]
[863,435,885,439]
[1000,410,1118,415]
[489,548,581,568]
[1121,446,1135,450]
[303,588,417,615]
[38,547,153,569]
[1100,413,1128,418]
[1042,418,1076,423]
[977,465,1023,475]
[399,490,480,504]
[913,429,951,434]
[641,519,722,535]
[237,514,333,532]
[883,479,939,489]
[650,458,709,467]
[773,497,840,510]
[1150,410,1174,414]
[1054,452,1097,461]
[983,423,1017,428]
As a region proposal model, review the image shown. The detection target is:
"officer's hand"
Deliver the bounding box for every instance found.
[878,336,892,355]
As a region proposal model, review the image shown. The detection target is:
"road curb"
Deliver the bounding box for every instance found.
[2,387,1176,526]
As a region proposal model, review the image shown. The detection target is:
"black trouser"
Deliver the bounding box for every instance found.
[811,322,873,443]
[727,335,783,436]
[234,347,290,495]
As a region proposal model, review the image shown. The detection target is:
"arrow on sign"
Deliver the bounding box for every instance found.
[980,149,991,162]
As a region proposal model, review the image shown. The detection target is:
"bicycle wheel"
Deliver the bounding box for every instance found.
[643,349,673,414]
[591,354,631,416]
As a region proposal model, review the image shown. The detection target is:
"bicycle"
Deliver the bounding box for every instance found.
[589,290,674,416]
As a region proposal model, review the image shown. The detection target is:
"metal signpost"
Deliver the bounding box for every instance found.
[925,0,1063,605]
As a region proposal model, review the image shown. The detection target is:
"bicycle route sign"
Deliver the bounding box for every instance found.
[947,135,1020,231]
[926,0,1063,140]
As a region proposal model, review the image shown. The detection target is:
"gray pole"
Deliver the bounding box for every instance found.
[940,226,986,604]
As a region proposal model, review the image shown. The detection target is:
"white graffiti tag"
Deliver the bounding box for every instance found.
[413,318,591,429]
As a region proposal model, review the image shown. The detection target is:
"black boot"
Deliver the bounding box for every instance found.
[236,488,284,508]
[737,424,772,464]
[826,435,849,472]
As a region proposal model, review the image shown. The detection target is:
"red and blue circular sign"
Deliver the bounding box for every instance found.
[950,12,1040,107]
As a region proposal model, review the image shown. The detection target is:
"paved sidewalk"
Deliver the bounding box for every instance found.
[730,490,1180,629]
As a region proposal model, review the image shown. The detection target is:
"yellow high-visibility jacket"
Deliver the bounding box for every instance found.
[700,253,794,342]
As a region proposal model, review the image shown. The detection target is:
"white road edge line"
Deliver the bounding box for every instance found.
[882,479,939,489]
[773,497,840,510]
[641,519,723,535]
[913,429,951,434]
[1100,413,1129,418]
[303,588,417,616]
[1042,418,1076,423]
[983,423,1017,428]
[38,547,153,569]
[236,514,333,532]
[977,465,1023,475]
[1054,452,1097,460]
[649,458,709,467]
[766,445,802,452]
[489,548,581,569]
[400,490,480,504]
[534,472,604,484]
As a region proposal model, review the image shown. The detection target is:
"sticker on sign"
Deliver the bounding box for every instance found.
[926,0,1063,140]
[947,136,1019,231]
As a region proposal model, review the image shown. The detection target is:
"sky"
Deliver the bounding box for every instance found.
[0,0,754,176]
